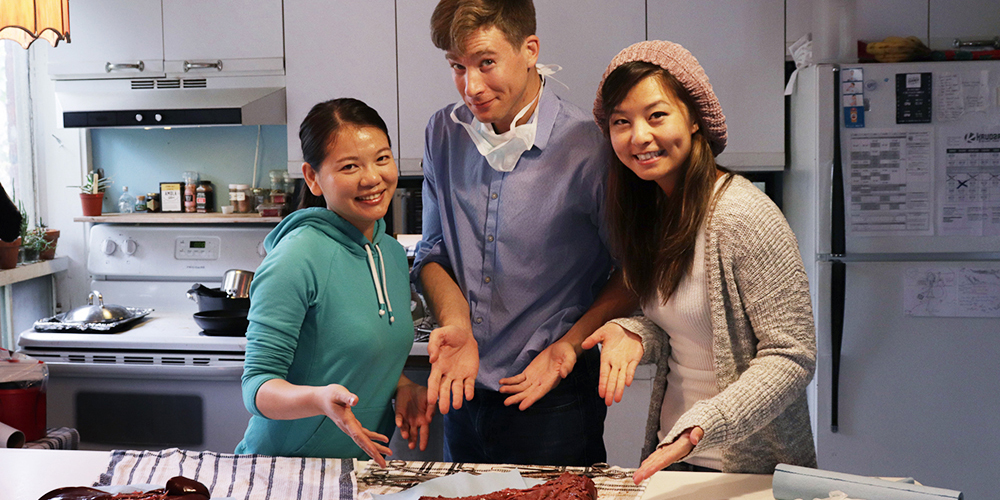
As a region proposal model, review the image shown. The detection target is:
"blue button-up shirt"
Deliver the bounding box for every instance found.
[412,87,614,390]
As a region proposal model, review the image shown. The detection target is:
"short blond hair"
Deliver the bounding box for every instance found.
[430,0,536,54]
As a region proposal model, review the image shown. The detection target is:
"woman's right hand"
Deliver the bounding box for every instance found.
[581,322,644,406]
[315,384,391,467]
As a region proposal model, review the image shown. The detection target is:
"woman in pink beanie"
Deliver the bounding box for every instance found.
[583,41,817,481]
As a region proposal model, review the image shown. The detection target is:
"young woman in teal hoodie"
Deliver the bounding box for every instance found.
[236,99,428,465]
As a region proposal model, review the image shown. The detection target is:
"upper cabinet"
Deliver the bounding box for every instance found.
[395,0,645,176]
[648,0,785,171]
[283,0,398,174]
[48,0,284,80]
[47,0,164,79]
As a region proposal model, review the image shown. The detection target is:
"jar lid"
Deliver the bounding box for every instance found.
[229,184,239,189]
[234,184,250,189]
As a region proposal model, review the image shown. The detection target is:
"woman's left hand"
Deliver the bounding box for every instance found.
[632,426,704,484]
[394,376,431,451]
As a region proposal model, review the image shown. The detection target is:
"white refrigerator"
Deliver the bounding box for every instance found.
[786,62,1000,499]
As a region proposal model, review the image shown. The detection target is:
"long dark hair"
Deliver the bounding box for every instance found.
[600,61,732,304]
[297,98,392,209]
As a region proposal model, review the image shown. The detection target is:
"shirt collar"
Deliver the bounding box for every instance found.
[532,78,559,151]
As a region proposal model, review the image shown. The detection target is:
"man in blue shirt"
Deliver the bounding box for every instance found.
[412,0,637,465]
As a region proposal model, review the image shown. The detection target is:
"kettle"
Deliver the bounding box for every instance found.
[222,269,254,298]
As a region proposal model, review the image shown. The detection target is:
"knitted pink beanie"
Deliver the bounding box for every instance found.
[593,40,727,156]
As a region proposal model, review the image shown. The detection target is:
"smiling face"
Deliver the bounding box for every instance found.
[302,125,397,240]
[608,75,699,196]
[446,26,540,134]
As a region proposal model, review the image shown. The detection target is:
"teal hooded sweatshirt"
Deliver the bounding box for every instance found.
[236,208,414,458]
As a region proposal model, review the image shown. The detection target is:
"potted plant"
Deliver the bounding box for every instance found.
[0,236,18,270]
[71,171,112,216]
[19,227,52,264]
[37,219,60,260]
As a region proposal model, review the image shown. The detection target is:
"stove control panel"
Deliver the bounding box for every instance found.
[88,224,272,278]
[175,236,221,260]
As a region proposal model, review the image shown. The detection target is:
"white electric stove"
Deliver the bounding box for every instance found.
[18,224,273,452]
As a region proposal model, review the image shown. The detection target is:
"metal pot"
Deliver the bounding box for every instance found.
[222,269,254,298]
[64,290,131,323]
[187,284,250,312]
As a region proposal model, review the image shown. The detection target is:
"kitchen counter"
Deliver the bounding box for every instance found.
[0,448,774,500]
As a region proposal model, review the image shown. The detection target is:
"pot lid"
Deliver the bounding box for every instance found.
[63,290,132,324]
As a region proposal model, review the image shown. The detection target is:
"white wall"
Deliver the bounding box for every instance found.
[28,44,93,323]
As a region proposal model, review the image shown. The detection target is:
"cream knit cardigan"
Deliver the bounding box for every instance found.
[612,175,818,474]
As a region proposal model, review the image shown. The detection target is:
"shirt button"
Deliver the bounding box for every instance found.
[475,317,483,324]
[484,276,491,283]
[491,192,498,200]
[487,235,494,242]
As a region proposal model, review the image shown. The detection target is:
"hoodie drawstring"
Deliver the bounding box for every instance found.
[375,245,394,323]
[364,243,394,324]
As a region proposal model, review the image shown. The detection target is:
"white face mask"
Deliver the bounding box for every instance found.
[451,76,544,173]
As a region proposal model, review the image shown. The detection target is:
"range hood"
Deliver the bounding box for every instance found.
[54,75,286,128]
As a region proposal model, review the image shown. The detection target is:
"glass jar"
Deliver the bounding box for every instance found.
[252,188,269,211]
[196,181,214,213]
[134,195,147,212]
[182,171,199,213]
[118,186,136,214]
[146,192,160,213]
[231,183,252,213]
[268,170,287,206]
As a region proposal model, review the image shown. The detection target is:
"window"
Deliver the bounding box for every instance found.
[0,41,34,222]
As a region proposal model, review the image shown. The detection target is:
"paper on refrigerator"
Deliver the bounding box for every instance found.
[845,129,934,235]
[904,266,1000,317]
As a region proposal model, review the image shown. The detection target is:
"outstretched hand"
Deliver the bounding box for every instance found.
[582,322,644,406]
[395,378,431,451]
[426,324,479,417]
[632,427,704,484]
[316,384,391,468]
[498,340,577,410]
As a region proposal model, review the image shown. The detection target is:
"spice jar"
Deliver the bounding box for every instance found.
[182,171,199,213]
[252,188,269,211]
[196,181,214,213]
[146,192,160,213]
[230,183,252,213]
[134,195,147,213]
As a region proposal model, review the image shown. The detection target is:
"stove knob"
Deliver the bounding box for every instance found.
[123,238,138,256]
[102,238,118,255]
[257,241,267,257]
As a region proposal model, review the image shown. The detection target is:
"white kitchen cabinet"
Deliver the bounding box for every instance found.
[648,0,785,171]
[162,0,285,77]
[395,0,645,176]
[47,0,165,80]
[48,0,284,81]
[284,0,399,174]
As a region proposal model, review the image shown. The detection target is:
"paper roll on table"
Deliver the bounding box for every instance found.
[772,464,962,500]
[0,421,25,448]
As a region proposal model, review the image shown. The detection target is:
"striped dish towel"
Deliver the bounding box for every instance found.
[96,448,357,500]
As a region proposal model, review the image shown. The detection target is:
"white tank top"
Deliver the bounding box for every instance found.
[641,179,724,470]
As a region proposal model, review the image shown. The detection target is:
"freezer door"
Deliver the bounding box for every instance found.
[815,260,1000,499]
[837,61,1000,254]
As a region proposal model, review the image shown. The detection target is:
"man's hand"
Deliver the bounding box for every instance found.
[394,377,431,451]
[498,340,577,410]
[426,324,479,417]
[631,427,704,484]
[582,322,644,406]
[315,384,391,468]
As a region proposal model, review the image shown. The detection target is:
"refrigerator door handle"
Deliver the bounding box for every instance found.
[830,259,846,433]
[830,66,846,433]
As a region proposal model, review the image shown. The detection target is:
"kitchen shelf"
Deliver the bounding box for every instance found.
[73,213,283,224]
[0,257,69,287]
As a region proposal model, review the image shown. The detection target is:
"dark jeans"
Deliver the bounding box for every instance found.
[442,349,607,466]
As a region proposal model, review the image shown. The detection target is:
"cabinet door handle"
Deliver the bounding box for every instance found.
[105,61,145,73]
[184,60,224,72]
[952,36,1000,49]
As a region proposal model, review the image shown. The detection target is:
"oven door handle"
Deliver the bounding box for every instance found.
[46,362,244,380]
